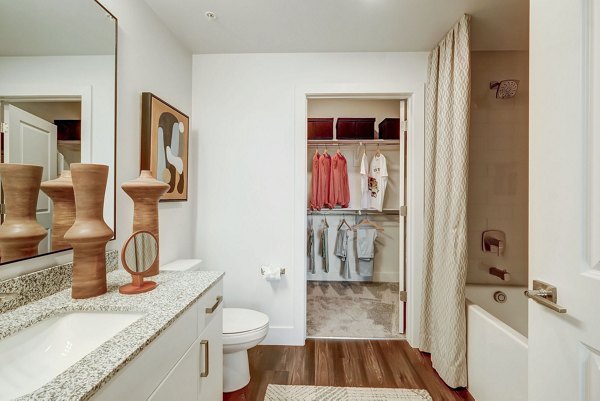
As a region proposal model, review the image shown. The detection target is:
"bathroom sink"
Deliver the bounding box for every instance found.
[0,311,144,400]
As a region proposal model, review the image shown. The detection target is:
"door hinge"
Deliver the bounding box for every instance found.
[400,290,407,303]
[400,205,407,217]
[0,122,7,133]
[400,120,408,132]
[0,203,5,215]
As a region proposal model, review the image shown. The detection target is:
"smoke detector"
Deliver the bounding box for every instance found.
[205,11,217,20]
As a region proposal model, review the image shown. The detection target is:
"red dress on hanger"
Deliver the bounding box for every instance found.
[310,151,320,210]
[317,151,332,209]
[329,151,350,208]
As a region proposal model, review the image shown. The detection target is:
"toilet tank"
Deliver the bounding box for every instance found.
[161,259,203,272]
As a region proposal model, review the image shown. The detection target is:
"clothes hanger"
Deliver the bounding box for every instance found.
[338,218,352,230]
[375,143,381,157]
[323,216,329,229]
[352,217,384,232]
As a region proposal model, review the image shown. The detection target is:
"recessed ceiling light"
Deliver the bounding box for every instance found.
[205,11,217,20]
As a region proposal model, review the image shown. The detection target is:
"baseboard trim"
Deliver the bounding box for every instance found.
[262,326,304,346]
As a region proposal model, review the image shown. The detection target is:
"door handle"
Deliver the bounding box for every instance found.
[524,280,567,313]
[200,340,209,378]
[205,296,223,314]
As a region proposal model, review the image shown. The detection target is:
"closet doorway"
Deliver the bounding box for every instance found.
[305,97,407,339]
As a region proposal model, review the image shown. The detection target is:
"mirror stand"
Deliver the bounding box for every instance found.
[119,275,157,295]
[119,230,159,295]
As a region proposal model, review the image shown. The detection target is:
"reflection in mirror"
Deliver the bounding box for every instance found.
[123,232,158,274]
[0,0,117,265]
[120,231,158,295]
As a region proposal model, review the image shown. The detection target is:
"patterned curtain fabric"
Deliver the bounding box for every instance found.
[420,14,471,388]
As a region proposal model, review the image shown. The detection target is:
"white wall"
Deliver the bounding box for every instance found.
[468,51,529,286]
[192,52,427,344]
[0,0,193,279]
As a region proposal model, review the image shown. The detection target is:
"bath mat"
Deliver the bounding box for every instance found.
[264,385,432,401]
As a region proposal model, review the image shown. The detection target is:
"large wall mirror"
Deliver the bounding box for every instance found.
[0,0,117,265]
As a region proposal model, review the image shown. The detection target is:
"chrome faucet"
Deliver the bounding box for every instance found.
[0,292,19,304]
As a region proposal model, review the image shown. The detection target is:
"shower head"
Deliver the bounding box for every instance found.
[490,80,519,99]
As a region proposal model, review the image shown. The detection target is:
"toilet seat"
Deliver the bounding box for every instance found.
[223,325,269,346]
[223,308,269,335]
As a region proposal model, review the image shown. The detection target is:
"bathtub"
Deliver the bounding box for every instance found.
[466,285,528,401]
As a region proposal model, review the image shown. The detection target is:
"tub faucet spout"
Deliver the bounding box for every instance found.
[489,267,510,281]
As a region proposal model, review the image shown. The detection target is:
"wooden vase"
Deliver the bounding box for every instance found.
[64,164,114,299]
[121,170,169,277]
[40,170,75,252]
[0,164,47,263]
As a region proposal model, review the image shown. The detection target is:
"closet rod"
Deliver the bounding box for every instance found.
[307,139,400,146]
[307,209,401,216]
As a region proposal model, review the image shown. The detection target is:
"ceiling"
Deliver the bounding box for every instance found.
[144,0,529,54]
[0,0,116,57]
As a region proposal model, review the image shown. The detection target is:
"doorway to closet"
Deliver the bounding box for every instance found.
[305,97,407,339]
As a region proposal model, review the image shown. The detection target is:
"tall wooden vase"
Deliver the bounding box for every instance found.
[40,170,75,251]
[0,164,47,263]
[121,170,169,277]
[64,164,114,299]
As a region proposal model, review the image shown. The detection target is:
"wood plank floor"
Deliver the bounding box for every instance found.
[245,339,474,401]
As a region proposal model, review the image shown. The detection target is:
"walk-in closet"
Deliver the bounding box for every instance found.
[306,98,406,339]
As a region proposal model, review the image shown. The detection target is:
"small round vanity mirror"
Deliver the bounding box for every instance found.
[119,231,158,295]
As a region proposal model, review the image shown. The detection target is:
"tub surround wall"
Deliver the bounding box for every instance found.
[468,51,529,286]
[0,250,118,313]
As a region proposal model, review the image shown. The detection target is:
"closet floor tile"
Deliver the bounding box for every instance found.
[307,281,403,338]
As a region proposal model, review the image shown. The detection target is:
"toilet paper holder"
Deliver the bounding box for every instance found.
[260,267,286,275]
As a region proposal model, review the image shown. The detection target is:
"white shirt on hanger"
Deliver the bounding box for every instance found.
[361,153,388,211]
[360,152,370,210]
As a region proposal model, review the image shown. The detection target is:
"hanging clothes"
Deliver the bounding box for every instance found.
[360,151,370,209]
[329,152,350,208]
[317,152,333,209]
[361,153,388,212]
[356,227,378,278]
[320,225,329,273]
[334,228,350,278]
[309,151,320,210]
[307,224,315,274]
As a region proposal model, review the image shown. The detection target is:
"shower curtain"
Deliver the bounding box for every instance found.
[420,14,471,388]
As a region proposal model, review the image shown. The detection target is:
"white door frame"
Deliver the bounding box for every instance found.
[293,83,425,346]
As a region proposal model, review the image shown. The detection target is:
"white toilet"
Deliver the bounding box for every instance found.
[161,260,269,393]
[222,308,269,392]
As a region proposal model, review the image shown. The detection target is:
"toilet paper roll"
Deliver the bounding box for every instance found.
[261,265,281,281]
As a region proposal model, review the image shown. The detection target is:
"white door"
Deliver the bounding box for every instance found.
[2,104,57,252]
[529,1,600,400]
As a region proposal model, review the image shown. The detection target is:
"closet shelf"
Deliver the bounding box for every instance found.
[307,208,402,216]
[307,139,400,147]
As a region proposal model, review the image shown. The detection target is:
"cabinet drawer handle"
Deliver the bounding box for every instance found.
[200,340,209,378]
[205,296,223,314]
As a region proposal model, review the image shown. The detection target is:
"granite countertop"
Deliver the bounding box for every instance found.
[0,269,224,401]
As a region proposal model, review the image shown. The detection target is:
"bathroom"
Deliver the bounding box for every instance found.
[0,1,598,401]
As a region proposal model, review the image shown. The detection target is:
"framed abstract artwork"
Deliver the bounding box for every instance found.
[141,92,189,201]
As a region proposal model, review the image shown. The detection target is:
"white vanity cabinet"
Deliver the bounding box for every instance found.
[92,279,224,401]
